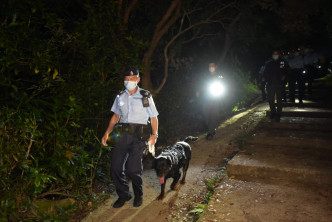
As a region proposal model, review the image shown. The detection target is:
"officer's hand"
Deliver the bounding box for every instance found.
[101,133,109,146]
[148,135,157,146]
[281,75,285,81]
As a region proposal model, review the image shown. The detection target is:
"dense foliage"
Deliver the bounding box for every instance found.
[0,0,132,220]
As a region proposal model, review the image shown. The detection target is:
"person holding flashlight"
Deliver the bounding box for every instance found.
[196,62,225,140]
[101,68,159,208]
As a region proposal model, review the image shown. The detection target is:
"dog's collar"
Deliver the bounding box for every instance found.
[155,154,173,164]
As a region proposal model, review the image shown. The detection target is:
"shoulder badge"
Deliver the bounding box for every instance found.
[117,90,125,97]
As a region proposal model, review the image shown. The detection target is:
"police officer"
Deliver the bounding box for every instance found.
[101,68,159,208]
[263,51,289,122]
[288,49,305,104]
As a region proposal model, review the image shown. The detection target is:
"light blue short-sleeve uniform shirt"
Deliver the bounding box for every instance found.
[111,87,159,125]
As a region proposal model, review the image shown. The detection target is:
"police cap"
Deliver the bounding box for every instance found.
[122,68,139,77]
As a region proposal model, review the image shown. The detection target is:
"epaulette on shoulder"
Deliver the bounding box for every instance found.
[117,90,125,97]
[140,89,151,98]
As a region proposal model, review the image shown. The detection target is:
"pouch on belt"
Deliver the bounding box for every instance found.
[113,123,151,141]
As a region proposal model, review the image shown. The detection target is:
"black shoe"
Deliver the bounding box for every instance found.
[113,196,131,208]
[133,196,143,207]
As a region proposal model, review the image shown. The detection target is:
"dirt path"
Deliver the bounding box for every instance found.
[82,101,266,222]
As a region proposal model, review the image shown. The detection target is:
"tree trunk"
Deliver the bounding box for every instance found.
[141,0,181,92]
[219,13,241,64]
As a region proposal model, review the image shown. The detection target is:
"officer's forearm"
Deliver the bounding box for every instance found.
[105,113,120,135]
[150,117,158,135]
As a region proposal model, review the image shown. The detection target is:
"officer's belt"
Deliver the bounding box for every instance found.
[114,123,148,135]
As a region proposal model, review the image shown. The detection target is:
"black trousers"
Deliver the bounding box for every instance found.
[288,69,305,102]
[281,79,287,101]
[288,72,296,102]
[267,84,283,116]
[289,69,305,102]
[202,99,222,134]
[111,132,145,199]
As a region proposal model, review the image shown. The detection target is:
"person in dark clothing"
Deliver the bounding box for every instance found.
[288,49,305,104]
[196,62,225,140]
[281,52,288,102]
[263,50,289,122]
[303,46,318,94]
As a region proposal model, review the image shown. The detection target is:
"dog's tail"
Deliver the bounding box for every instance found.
[183,136,198,143]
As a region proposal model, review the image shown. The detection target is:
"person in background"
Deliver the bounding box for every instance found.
[288,49,305,104]
[196,62,224,140]
[263,50,290,122]
[281,51,288,102]
[303,45,317,94]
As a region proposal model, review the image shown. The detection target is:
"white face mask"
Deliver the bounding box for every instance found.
[124,81,137,91]
[272,55,279,60]
[209,67,216,73]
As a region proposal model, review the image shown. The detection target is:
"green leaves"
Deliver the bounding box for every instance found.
[33,172,57,190]
[189,203,207,215]
[0,94,104,219]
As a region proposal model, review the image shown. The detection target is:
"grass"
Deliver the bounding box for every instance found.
[189,175,224,221]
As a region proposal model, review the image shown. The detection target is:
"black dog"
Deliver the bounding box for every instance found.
[153,136,198,200]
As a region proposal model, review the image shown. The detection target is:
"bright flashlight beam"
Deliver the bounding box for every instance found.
[209,81,225,97]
